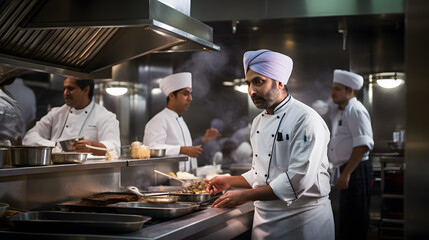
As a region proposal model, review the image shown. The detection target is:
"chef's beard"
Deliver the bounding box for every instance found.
[251,81,280,109]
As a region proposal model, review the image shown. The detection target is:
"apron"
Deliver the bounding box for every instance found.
[252,198,334,240]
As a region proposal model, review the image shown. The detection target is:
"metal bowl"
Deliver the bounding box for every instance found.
[150,149,166,158]
[9,146,54,166]
[51,152,89,164]
[59,137,84,152]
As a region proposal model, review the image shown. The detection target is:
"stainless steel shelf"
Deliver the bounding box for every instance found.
[0,156,188,177]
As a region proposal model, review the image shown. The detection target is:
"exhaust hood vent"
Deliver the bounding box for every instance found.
[0,0,220,79]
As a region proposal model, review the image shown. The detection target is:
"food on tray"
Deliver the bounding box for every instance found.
[1,209,23,218]
[80,193,139,206]
[177,181,208,194]
[0,209,24,228]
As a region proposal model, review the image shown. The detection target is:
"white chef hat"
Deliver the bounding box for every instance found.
[333,69,364,90]
[243,49,293,85]
[159,72,192,96]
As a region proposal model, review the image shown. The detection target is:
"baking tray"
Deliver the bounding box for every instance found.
[8,211,150,234]
[56,201,118,214]
[109,202,199,219]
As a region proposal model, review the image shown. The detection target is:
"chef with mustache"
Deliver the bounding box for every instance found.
[23,78,120,155]
[206,50,334,240]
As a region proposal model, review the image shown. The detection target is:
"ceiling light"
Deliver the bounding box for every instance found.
[234,85,248,93]
[370,72,405,89]
[376,79,403,89]
[223,81,234,86]
[106,87,128,96]
[151,88,162,95]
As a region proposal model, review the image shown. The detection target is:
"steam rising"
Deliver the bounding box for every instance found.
[176,48,237,100]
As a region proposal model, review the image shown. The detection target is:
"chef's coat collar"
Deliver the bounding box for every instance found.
[272,94,292,114]
[165,107,182,118]
[339,97,357,111]
[70,100,94,114]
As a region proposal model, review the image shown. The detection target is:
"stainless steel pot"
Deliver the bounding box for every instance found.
[10,146,53,166]
[150,148,166,158]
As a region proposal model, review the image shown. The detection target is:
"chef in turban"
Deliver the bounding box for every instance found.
[329,69,374,240]
[143,72,218,172]
[206,50,334,240]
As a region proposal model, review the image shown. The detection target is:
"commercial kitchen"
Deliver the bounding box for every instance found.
[0,0,428,239]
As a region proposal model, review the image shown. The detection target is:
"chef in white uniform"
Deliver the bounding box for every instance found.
[206,50,334,240]
[328,69,374,240]
[23,78,120,155]
[143,72,218,172]
[0,77,23,145]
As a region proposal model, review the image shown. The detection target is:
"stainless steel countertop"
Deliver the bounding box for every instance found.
[0,202,255,240]
[0,156,188,177]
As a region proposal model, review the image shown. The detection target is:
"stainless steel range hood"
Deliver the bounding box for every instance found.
[0,0,220,79]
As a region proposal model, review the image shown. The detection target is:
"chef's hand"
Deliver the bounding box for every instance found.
[202,128,219,144]
[180,145,202,158]
[205,176,231,195]
[73,140,106,156]
[336,173,350,190]
[211,190,248,208]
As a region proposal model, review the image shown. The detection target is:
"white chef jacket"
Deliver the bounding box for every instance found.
[143,108,196,172]
[242,95,334,240]
[328,97,374,167]
[23,100,121,154]
[0,89,23,142]
[4,78,36,137]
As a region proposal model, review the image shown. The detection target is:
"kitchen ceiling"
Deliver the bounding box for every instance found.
[0,0,220,80]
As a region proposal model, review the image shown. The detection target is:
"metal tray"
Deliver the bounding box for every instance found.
[172,193,213,202]
[51,152,89,164]
[8,211,150,234]
[109,202,199,219]
[147,186,185,192]
[145,186,212,202]
[56,201,119,214]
